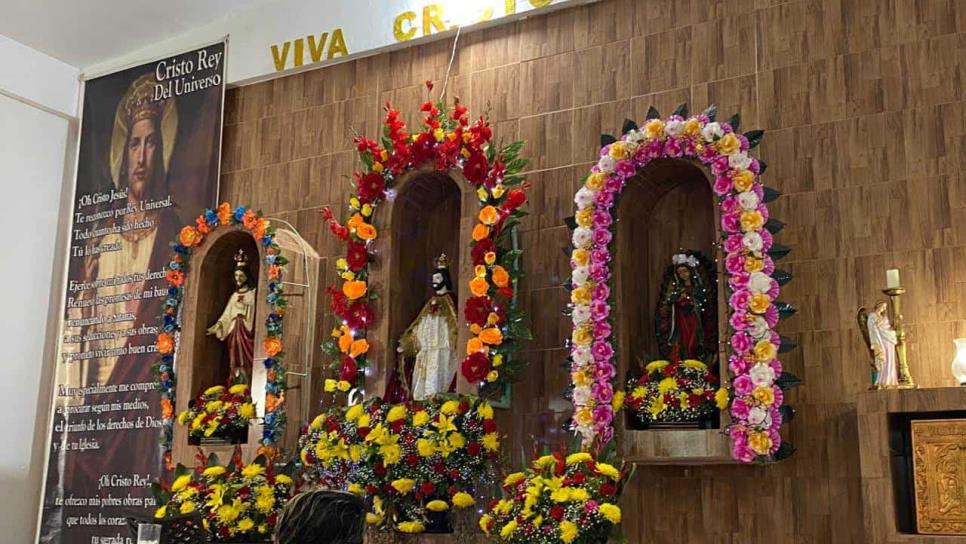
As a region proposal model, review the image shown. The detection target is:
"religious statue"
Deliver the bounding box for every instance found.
[391,254,459,401]
[654,251,718,363]
[858,301,898,388]
[207,249,257,382]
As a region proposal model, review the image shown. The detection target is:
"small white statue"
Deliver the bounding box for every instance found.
[858,301,898,389]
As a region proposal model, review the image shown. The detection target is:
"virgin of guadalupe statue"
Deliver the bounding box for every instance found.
[654,251,718,362]
[858,301,898,389]
[387,254,458,402]
[207,249,257,383]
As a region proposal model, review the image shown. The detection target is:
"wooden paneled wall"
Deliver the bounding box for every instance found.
[219,0,966,541]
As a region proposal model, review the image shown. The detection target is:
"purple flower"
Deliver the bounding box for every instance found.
[594,361,616,381]
[592,341,614,361]
[593,228,612,246]
[592,405,613,426]
[731,398,751,420]
[615,160,636,178]
[713,175,733,195]
[592,382,614,404]
[594,320,612,339]
[762,256,775,275]
[737,133,750,151]
[599,144,611,157]
[725,253,745,274]
[724,234,744,253]
[592,283,610,302]
[765,304,780,327]
[760,229,774,251]
[720,122,734,134]
[734,375,754,396]
[749,158,761,174]
[590,300,610,321]
[721,213,740,234]
[593,210,613,229]
[731,333,752,354]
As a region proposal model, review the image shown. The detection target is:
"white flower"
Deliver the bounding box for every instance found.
[748,316,769,339]
[572,304,591,325]
[572,227,593,249]
[701,122,723,142]
[748,406,768,426]
[748,271,773,294]
[572,346,593,366]
[749,363,776,387]
[572,386,591,404]
[742,231,763,252]
[572,266,589,286]
[625,129,644,143]
[575,187,595,209]
[737,191,760,210]
[665,120,684,137]
[597,156,616,173]
[728,151,752,170]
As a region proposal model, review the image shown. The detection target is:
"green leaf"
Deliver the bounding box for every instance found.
[564,216,578,230]
[672,103,689,118]
[508,322,533,341]
[621,119,638,135]
[744,129,764,149]
[645,106,660,120]
[727,113,741,133]
[701,104,717,121]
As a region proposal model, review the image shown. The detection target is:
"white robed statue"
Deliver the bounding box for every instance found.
[396,253,458,401]
[859,301,898,389]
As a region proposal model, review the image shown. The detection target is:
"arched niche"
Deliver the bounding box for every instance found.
[172,225,320,466]
[366,165,476,399]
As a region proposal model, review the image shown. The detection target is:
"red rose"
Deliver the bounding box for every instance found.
[327,287,348,318]
[600,483,617,496]
[407,455,420,467]
[502,188,527,211]
[468,441,481,456]
[357,172,386,203]
[688,394,703,407]
[411,132,437,165]
[662,365,676,377]
[471,238,495,266]
[458,400,470,413]
[421,481,436,495]
[571,472,586,485]
[346,241,368,271]
[449,469,460,480]
[356,427,370,439]
[463,150,489,185]
[367,484,379,495]
[391,419,405,433]
[339,356,358,382]
[374,462,386,476]
[345,300,373,331]
[433,461,447,474]
[497,286,514,299]
[465,296,493,327]
[549,505,565,522]
[483,419,497,433]
[461,352,491,383]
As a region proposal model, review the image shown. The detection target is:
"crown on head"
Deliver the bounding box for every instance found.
[434,253,449,270]
[671,252,699,268]
[234,249,250,270]
[121,76,164,127]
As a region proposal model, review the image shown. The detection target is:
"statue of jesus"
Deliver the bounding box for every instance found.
[207,249,257,382]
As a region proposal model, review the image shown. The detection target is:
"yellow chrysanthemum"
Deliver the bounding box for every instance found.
[657,377,678,394]
[483,432,500,451]
[441,400,461,415]
[216,504,239,523]
[560,520,578,543]
[239,403,255,420]
[386,404,407,423]
[596,462,621,480]
[426,500,449,512]
[477,402,494,420]
[479,513,492,535]
[452,492,475,509]
[682,359,707,370]
[500,519,518,538]
[448,432,466,449]
[645,360,670,373]
[154,505,167,519]
[599,503,622,524]
[391,478,415,494]
[310,413,326,430]
[345,403,364,422]
[347,482,364,495]
[171,474,192,493]
[204,385,225,396]
[504,472,526,487]
[715,388,730,410]
[366,512,383,525]
[412,410,430,427]
[237,518,255,532]
[565,452,592,465]
[203,465,226,478]
[241,463,264,478]
[417,438,437,458]
[228,383,249,395]
[612,390,625,412]
[398,521,425,533]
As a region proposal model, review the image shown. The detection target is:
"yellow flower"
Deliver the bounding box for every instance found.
[715,388,730,410]
[683,118,701,136]
[417,439,437,458]
[745,256,765,273]
[486,370,499,382]
[596,462,621,480]
[241,463,264,478]
[658,377,678,394]
[171,474,192,493]
[452,492,475,509]
[477,402,494,420]
[716,132,740,155]
[733,169,755,192]
[441,400,461,415]
[492,184,506,198]
[574,406,593,426]
[228,383,249,395]
[585,172,607,191]
[412,410,430,427]
[608,142,630,160]
[448,432,466,449]
[337,380,351,392]
[612,390,625,412]
[275,474,293,486]
[482,432,500,451]
[572,325,593,346]
[645,360,670,373]
[753,386,776,406]
[648,396,666,418]
[255,494,275,513]
[572,248,589,267]
[644,119,665,139]
[324,379,337,393]
[372,162,384,173]
[570,285,592,305]
[575,208,594,227]
[599,503,622,524]
[345,403,364,422]
[366,512,383,525]
[479,513,493,534]
[357,414,371,429]
[204,385,225,396]
[380,442,402,465]
[477,186,488,202]
[237,518,255,532]
[154,505,167,519]
[397,520,425,533]
[426,500,449,512]
[753,339,777,362]
[560,520,578,543]
[631,385,646,400]
[500,519,518,538]
[566,452,592,465]
[347,482,364,495]
[749,431,772,455]
[386,404,407,423]
[239,403,255,420]
[740,210,764,232]
[361,203,373,217]
[205,400,223,413]
[336,258,348,270]
[572,369,592,387]
[533,455,556,470]
[216,504,239,523]
[682,359,707,370]
[504,472,526,487]
[749,293,771,314]
[202,466,226,478]
[391,478,415,494]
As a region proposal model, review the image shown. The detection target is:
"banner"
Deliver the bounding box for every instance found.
[39,42,226,544]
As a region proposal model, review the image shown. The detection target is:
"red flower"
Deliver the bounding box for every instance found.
[549,505,565,522]
[465,296,493,327]
[411,132,437,165]
[463,150,489,185]
[471,238,495,266]
[461,352,491,383]
[497,286,514,300]
[407,455,420,467]
[483,419,497,433]
[421,481,436,495]
[327,287,348,318]
[468,441,481,456]
[374,462,386,477]
[662,364,676,377]
[356,172,386,203]
[346,242,368,271]
[345,300,373,330]
[356,427,370,439]
[339,356,358,382]
[503,188,527,211]
[458,400,470,413]
[599,483,617,496]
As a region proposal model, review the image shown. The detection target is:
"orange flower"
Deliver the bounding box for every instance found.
[350,339,370,358]
[243,209,259,230]
[347,213,365,231]
[469,324,483,335]
[484,252,496,265]
[268,264,281,280]
[264,336,283,356]
[470,277,489,297]
[257,445,277,458]
[466,337,487,355]
[479,205,500,226]
[253,218,269,239]
[265,393,278,412]
[195,215,211,234]
[356,223,378,241]
[472,223,490,242]
[217,203,232,225]
[492,266,510,288]
[156,333,175,354]
[160,398,173,420]
[179,226,202,247]
[343,280,368,300]
[479,327,503,345]
[339,332,353,354]
[165,269,185,287]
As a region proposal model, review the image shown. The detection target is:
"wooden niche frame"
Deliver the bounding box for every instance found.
[366,165,477,399]
[172,225,320,466]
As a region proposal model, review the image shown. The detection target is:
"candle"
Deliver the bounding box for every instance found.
[886,269,901,289]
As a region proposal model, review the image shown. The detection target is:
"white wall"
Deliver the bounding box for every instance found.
[0,36,78,544]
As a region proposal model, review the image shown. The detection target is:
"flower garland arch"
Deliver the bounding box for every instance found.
[154,203,289,461]
[567,105,798,463]
[321,84,531,399]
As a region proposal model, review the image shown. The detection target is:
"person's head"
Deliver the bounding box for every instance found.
[233,268,250,288]
[432,269,452,294]
[113,74,172,201]
[274,490,366,544]
[124,116,161,199]
[875,300,889,315]
[675,265,692,283]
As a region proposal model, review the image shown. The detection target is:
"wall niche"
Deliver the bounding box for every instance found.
[613,158,733,464]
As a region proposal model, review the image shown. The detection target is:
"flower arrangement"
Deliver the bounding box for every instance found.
[153,453,294,542]
[623,359,728,426]
[154,203,289,463]
[482,451,627,544]
[567,105,795,462]
[320,81,531,398]
[299,394,499,533]
[177,383,256,441]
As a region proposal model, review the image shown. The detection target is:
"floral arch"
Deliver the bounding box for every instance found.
[566,105,799,463]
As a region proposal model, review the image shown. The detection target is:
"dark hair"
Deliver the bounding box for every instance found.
[119,116,168,199]
[274,490,366,544]
[432,267,453,292]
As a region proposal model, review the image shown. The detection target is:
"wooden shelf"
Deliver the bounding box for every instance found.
[622,427,736,465]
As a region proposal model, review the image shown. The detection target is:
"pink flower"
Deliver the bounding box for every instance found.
[594,320,612,339]
[592,283,610,302]
[725,253,745,274]
[593,228,612,246]
[711,156,730,175]
[760,229,774,251]
[729,354,750,375]
[599,426,614,445]
[584,500,599,514]
[589,263,609,282]
[699,145,718,164]
[599,145,611,157]
[591,249,610,266]
[615,160,636,178]
[720,122,734,134]
[737,133,750,151]
[713,175,734,195]
[733,375,754,396]
[605,176,623,192]
[770,407,783,428]
[721,195,739,214]
[729,426,748,444]
[729,271,750,289]
[730,310,749,331]
[731,398,751,420]
[724,234,744,253]
[592,405,613,426]
[592,382,614,404]
[732,443,756,463]
[592,211,613,228]
[769,358,783,375]
[765,304,780,327]
[664,138,683,157]
[590,300,610,321]
[762,256,775,275]
[749,158,761,174]
[731,332,752,354]
[729,289,751,309]
[721,213,740,234]
[594,362,616,381]
[768,430,781,453]
[772,386,784,407]
[756,204,770,222]
[592,341,614,361]
[595,190,615,209]
[682,138,697,156]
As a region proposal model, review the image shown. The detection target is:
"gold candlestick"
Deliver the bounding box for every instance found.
[882,287,916,388]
